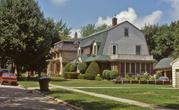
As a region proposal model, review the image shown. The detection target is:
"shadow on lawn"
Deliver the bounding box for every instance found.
[65,99,134,110]
[47,90,141,110]
[163,103,179,110]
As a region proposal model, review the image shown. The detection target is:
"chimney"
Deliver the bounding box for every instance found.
[112,16,117,26]
[74,32,78,39]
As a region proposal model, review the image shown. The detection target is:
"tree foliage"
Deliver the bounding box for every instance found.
[80,24,108,37]
[143,21,179,61]
[0,0,70,76]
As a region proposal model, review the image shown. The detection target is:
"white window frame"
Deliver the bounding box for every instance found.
[92,42,98,55]
[112,44,117,55]
[77,47,81,56]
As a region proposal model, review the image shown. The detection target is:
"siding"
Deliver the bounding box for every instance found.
[103,22,149,55]
[172,59,179,88]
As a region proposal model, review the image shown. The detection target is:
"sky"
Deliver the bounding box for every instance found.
[38,0,179,37]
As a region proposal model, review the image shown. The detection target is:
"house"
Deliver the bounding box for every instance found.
[154,57,174,80]
[46,34,79,76]
[75,17,155,77]
[170,58,179,88]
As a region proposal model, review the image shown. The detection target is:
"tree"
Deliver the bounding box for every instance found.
[0,0,70,77]
[81,24,108,37]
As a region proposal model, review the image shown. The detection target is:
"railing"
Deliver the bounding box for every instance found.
[110,54,154,61]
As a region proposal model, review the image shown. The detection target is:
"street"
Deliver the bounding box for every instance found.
[0,85,75,110]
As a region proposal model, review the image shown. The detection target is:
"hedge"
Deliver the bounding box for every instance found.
[63,72,80,79]
[102,70,118,80]
[85,61,100,80]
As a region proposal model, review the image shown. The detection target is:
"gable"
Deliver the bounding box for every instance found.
[79,31,108,55]
[103,21,149,55]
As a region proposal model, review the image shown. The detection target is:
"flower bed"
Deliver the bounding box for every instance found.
[113,80,172,85]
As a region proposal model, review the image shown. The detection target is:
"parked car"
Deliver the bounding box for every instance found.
[157,76,169,81]
[0,69,18,86]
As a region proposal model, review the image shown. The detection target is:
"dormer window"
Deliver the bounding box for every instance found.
[93,42,97,55]
[112,45,117,55]
[124,28,129,37]
[77,47,81,56]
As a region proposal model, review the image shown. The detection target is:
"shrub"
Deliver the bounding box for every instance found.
[154,71,162,79]
[85,61,100,80]
[110,70,118,79]
[78,74,86,79]
[63,72,79,79]
[64,63,72,72]
[102,70,111,80]
[64,63,77,72]
[95,74,102,81]
[102,70,118,80]
[77,62,87,74]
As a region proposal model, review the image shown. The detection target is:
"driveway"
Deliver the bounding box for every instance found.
[0,85,75,110]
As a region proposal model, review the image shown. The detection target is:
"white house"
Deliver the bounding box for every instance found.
[170,58,179,88]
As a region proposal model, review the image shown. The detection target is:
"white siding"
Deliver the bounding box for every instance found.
[172,59,179,88]
[103,22,149,55]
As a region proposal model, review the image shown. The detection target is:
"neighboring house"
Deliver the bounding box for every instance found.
[47,35,79,76]
[154,57,174,80]
[75,17,155,77]
[170,58,179,88]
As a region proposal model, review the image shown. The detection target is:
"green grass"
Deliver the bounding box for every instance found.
[79,88,179,109]
[18,80,39,88]
[51,77,170,88]
[47,88,151,110]
[50,78,179,109]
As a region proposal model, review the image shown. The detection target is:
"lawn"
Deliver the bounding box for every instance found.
[19,77,179,109]
[47,88,150,110]
[50,77,170,88]
[79,88,179,109]
[50,78,179,109]
[18,80,39,88]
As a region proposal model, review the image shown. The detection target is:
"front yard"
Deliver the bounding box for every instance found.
[19,77,179,109]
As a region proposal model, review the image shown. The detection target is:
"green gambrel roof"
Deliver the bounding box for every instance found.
[70,55,110,63]
[80,30,108,55]
[154,57,174,70]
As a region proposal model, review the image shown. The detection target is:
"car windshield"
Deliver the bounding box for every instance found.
[2,73,16,77]
[0,70,9,73]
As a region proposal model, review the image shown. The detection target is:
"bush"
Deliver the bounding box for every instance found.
[95,74,102,81]
[110,70,118,79]
[63,72,79,79]
[77,62,87,74]
[85,62,100,80]
[102,70,111,80]
[154,71,162,79]
[64,63,77,72]
[102,70,118,80]
[78,74,86,79]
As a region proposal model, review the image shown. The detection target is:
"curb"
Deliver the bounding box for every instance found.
[22,85,82,110]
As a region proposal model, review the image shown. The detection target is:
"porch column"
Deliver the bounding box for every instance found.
[145,62,147,73]
[139,63,141,74]
[59,57,63,75]
[129,63,131,74]
[135,63,137,75]
[124,62,126,77]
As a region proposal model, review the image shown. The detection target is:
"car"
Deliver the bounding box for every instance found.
[157,76,169,81]
[0,69,18,86]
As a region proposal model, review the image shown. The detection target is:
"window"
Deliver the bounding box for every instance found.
[136,45,141,55]
[78,47,81,56]
[124,28,129,37]
[112,45,117,55]
[93,42,97,55]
